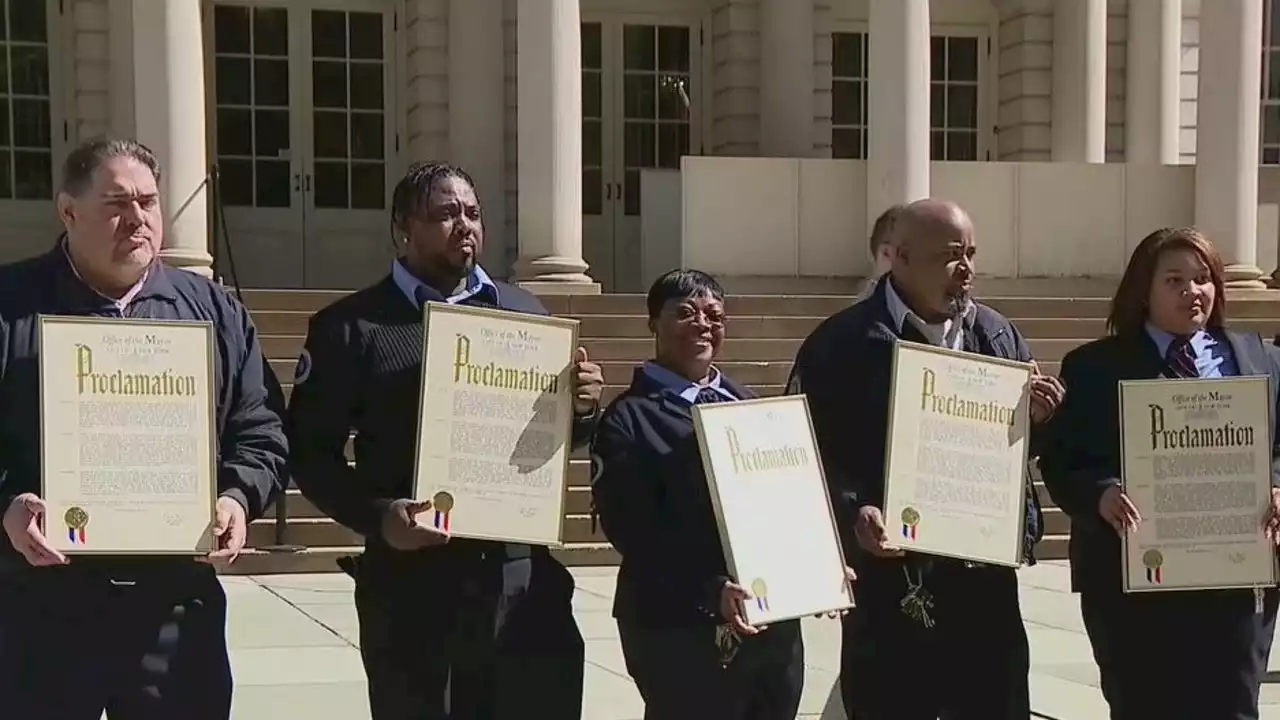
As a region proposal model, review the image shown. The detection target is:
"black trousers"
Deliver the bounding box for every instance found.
[0,562,232,720]
[840,561,1029,720]
[354,551,585,720]
[617,617,804,720]
[1081,586,1280,720]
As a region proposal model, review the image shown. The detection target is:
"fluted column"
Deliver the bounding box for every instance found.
[1125,0,1181,164]
[1195,0,1265,288]
[866,0,930,232]
[514,0,598,293]
[1051,0,1107,162]
[129,0,212,277]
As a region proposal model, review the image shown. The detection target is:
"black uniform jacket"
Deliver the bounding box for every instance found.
[286,273,598,561]
[788,278,1046,574]
[590,366,755,626]
[1041,330,1280,595]
[0,246,288,568]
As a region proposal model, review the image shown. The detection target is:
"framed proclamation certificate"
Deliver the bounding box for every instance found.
[38,316,218,555]
[1119,376,1279,593]
[882,340,1035,567]
[412,302,579,546]
[692,395,855,627]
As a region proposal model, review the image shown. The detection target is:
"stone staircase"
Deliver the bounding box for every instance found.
[222,288,1280,575]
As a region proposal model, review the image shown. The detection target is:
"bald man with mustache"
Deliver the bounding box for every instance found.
[788,199,1065,720]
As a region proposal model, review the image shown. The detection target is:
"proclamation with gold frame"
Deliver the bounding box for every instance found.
[38,315,218,555]
[412,302,579,546]
[881,340,1035,567]
[692,395,855,627]
[1119,376,1279,593]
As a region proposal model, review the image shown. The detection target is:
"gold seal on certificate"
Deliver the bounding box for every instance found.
[1119,376,1279,593]
[430,490,455,531]
[900,506,921,541]
[881,340,1035,567]
[1142,549,1165,585]
[64,506,89,546]
[692,395,855,627]
[37,316,218,555]
[412,303,579,546]
[749,578,770,612]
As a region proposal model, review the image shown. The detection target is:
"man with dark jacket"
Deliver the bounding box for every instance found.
[788,199,1065,720]
[287,162,605,720]
[0,137,287,719]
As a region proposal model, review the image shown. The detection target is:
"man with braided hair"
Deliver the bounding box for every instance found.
[287,162,605,719]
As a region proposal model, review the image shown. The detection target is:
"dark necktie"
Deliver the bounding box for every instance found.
[1164,336,1199,379]
[695,386,729,404]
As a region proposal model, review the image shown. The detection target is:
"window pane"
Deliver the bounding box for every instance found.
[833,33,864,78]
[657,26,689,72]
[254,59,289,107]
[314,161,349,208]
[253,7,288,56]
[214,6,251,54]
[349,64,383,110]
[946,84,978,129]
[583,168,602,215]
[947,38,979,82]
[10,46,48,95]
[1266,106,1280,145]
[624,74,655,119]
[255,160,291,207]
[623,26,655,71]
[624,122,656,167]
[350,163,385,209]
[218,159,254,206]
[350,113,384,160]
[946,131,977,161]
[13,150,49,199]
[833,80,863,126]
[348,12,383,60]
[215,57,251,106]
[832,128,862,159]
[312,11,347,59]
[581,23,602,69]
[10,0,47,43]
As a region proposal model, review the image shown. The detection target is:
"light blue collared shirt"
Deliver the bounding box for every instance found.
[1144,323,1238,378]
[884,278,976,351]
[391,259,499,308]
[642,361,737,404]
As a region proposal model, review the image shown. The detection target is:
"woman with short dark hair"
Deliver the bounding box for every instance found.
[1040,227,1280,720]
[591,269,841,719]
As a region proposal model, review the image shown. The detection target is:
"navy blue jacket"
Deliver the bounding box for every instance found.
[287,274,598,553]
[0,246,288,566]
[1042,330,1280,594]
[590,367,756,626]
[788,278,1045,571]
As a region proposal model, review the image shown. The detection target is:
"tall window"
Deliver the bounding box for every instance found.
[832,32,869,159]
[930,36,980,161]
[0,0,52,200]
[831,31,983,162]
[1262,0,1280,163]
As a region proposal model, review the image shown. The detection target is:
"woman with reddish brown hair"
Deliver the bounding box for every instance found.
[1041,227,1280,720]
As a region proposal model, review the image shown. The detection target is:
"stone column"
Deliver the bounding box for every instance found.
[866,0,930,231]
[129,0,213,277]
[514,0,598,293]
[449,0,506,271]
[1195,0,1265,288]
[759,0,814,157]
[1051,0,1107,162]
[1125,0,1181,164]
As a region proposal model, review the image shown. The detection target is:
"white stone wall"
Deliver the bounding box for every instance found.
[995,0,1052,159]
[709,0,760,155]
[68,0,110,141]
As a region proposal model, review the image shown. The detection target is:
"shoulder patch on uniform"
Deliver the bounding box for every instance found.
[293,349,312,385]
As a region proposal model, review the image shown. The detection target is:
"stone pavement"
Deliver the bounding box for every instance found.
[211,560,1280,719]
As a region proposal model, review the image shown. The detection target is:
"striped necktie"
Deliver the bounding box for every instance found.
[1163,335,1200,379]
[695,386,729,404]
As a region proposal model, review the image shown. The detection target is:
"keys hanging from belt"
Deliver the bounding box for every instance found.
[900,566,936,629]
